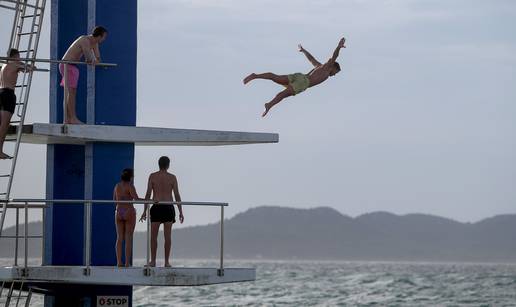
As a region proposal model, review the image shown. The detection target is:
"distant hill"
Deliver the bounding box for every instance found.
[2,207,516,262]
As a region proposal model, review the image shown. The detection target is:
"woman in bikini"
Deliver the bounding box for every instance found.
[113,168,140,267]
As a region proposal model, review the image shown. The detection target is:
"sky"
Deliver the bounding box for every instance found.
[1,0,515,230]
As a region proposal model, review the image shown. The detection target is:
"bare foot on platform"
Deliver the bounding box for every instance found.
[0,152,13,160]
[262,103,272,117]
[164,263,172,268]
[64,117,84,125]
[117,263,124,268]
[243,73,256,85]
[145,262,156,267]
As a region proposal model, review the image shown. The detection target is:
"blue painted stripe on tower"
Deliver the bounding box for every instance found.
[94,1,137,126]
[47,0,89,266]
[46,0,136,304]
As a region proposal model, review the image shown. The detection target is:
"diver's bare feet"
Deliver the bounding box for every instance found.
[164,263,171,268]
[145,262,156,267]
[262,103,273,117]
[0,152,13,159]
[70,117,84,124]
[117,263,124,268]
[243,73,256,85]
[64,117,84,125]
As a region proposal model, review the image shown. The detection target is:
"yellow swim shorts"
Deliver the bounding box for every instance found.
[287,73,310,95]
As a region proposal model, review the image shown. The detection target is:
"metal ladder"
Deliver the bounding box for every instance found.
[0,0,47,237]
[0,280,33,307]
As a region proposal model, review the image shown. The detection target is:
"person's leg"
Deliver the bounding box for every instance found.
[124,210,137,267]
[262,87,295,117]
[115,216,125,267]
[63,86,72,124]
[63,65,83,125]
[0,110,13,159]
[244,73,289,86]
[64,88,83,124]
[149,222,160,267]
[163,222,173,267]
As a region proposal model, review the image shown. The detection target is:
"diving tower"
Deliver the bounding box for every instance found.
[0,0,275,306]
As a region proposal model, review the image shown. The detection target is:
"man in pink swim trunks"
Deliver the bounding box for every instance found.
[244,37,346,117]
[60,26,108,124]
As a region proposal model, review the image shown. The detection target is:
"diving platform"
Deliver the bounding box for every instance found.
[0,199,254,293]
[6,123,279,146]
[0,266,255,287]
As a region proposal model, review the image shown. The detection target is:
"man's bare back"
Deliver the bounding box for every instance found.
[0,50,35,159]
[141,160,185,225]
[141,156,184,267]
[0,62,24,89]
[306,63,334,88]
[148,171,177,202]
[59,27,107,125]
[62,35,100,63]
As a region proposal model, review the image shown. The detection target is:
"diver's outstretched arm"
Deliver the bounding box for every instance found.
[298,44,322,67]
[329,37,346,64]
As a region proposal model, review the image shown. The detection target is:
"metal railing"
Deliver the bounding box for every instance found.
[1,199,227,277]
[0,0,48,240]
[1,58,116,123]
[0,56,117,67]
[0,57,117,239]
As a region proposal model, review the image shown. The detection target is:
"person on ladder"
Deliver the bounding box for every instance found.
[0,48,35,159]
[60,26,108,124]
[244,37,346,117]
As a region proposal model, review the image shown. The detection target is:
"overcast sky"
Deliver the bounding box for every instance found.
[1,0,515,230]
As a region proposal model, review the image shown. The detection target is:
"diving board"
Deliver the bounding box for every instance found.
[0,266,255,286]
[6,123,279,146]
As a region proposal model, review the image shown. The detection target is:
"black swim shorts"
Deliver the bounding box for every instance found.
[150,204,176,224]
[0,88,16,114]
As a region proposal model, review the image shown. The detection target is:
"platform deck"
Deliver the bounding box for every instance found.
[0,266,255,286]
[6,123,279,146]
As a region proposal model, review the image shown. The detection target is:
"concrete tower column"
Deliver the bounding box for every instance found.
[44,0,137,305]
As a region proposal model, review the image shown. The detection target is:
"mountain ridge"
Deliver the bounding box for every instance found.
[2,206,516,262]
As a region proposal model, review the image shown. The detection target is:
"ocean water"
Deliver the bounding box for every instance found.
[2,259,516,306]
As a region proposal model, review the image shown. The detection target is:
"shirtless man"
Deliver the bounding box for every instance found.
[0,48,34,159]
[60,26,108,124]
[244,37,346,117]
[139,156,184,267]
[113,168,140,267]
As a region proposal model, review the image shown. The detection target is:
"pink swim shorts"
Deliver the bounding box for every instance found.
[59,63,79,89]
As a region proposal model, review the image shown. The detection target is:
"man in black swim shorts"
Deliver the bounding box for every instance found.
[0,49,34,159]
[140,156,184,267]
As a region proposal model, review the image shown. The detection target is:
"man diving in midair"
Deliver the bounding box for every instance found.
[244,37,346,117]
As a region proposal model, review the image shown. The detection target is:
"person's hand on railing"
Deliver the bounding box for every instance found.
[87,58,98,66]
[139,211,147,222]
[179,212,184,224]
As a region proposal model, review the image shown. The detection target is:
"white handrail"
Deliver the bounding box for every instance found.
[9,198,228,206]
[2,198,226,276]
[0,56,117,67]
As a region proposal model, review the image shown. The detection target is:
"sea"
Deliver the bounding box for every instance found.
[2,259,516,306]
